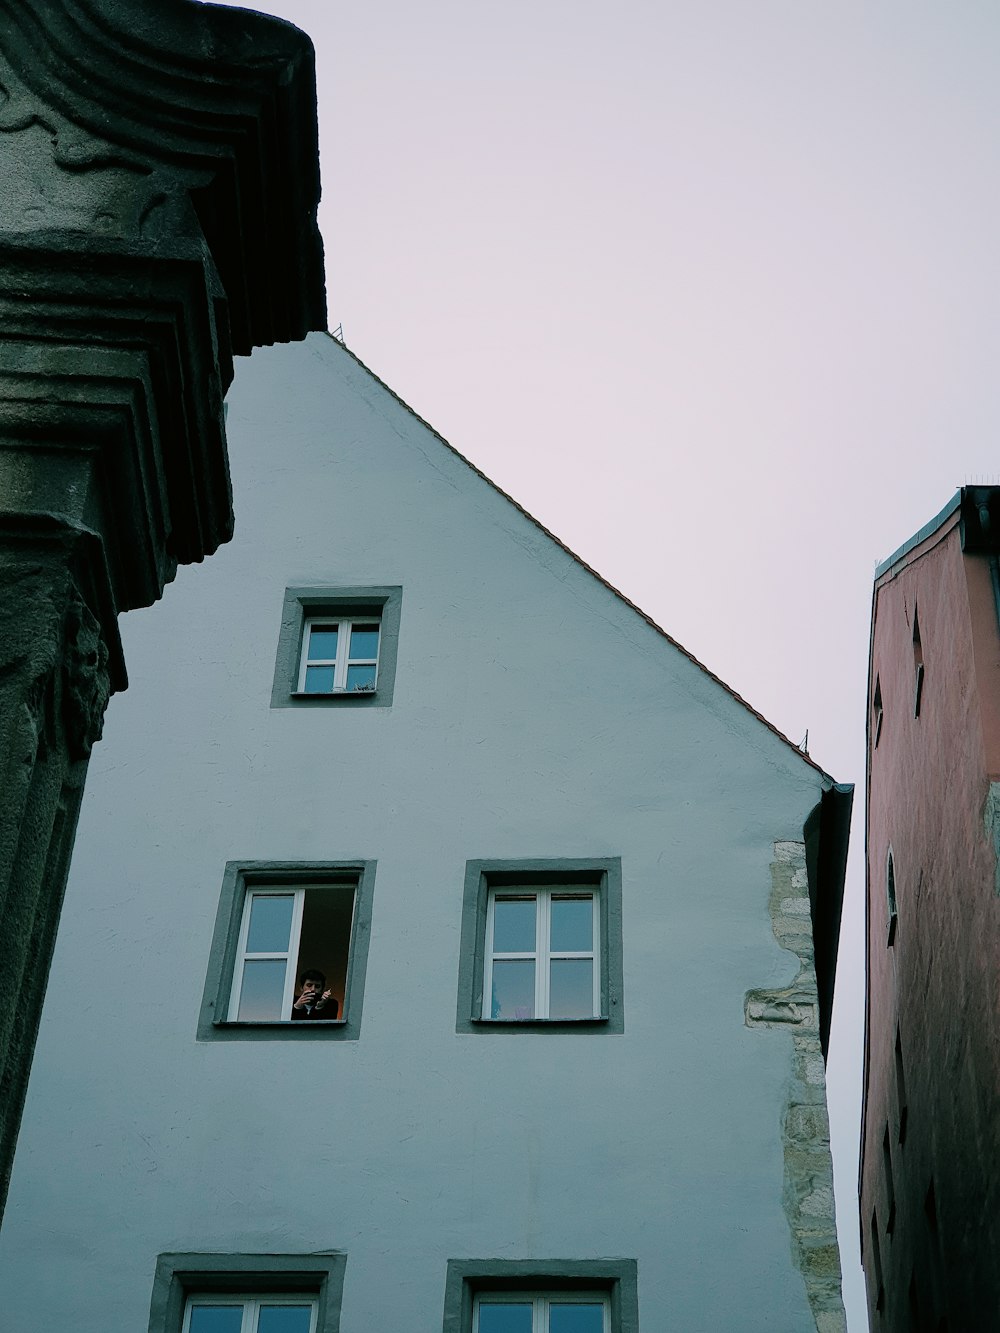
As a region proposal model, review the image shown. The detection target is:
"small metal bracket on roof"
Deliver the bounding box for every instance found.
[331,323,345,344]
[799,730,809,754]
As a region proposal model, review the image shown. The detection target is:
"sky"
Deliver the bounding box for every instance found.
[231,4,1000,1327]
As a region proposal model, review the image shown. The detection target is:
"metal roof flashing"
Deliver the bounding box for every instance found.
[874,491,962,583]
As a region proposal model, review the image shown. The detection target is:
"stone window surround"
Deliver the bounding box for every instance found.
[197,861,376,1042]
[455,858,625,1035]
[270,585,402,709]
[148,1253,346,1333]
[443,1259,638,1333]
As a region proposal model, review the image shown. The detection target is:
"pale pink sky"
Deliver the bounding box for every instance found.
[230,4,1000,1326]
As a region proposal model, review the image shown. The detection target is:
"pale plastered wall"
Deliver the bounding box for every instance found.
[0,335,840,1330]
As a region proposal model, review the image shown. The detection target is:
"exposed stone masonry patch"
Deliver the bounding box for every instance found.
[745,840,846,1333]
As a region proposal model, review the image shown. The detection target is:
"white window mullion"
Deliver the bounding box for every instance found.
[244,1297,258,1333]
[536,1296,546,1333]
[483,891,497,1018]
[332,618,349,691]
[537,888,550,1018]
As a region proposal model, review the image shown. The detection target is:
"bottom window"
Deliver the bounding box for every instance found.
[184,1296,317,1333]
[150,1254,346,1333]
[475,1293,608,1333]
[443,1260,637,1333]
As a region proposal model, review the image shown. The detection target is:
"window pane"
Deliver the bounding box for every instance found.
[491,959,535,1019]
[550,896,593,952]
[346,664,376,692]
[237,959,288,1021]
[478,1304,533,1333]
[304,665,335,693]
[349,624,379,659]
[549,1304,605,1333]
[257,1307,314,1333]
[188,1306,245,1333]
[492,897,536,952]
[549,958,594,1018]
[307,625,339,660]
[246,894,294,954]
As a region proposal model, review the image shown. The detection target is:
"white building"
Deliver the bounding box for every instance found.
[0,333,851,1332]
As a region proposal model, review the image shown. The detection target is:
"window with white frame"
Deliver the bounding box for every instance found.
[474,1293,609,1333]
[228,881,356,1023]
[485,888,599,1021]
[183,1295,317,1333]
[297,616,380,694]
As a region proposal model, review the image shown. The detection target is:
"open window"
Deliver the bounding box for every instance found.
[199,861,376,1042]
[228,883,355,1022]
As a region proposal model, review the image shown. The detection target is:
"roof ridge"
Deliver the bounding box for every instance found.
[321,330,832,781]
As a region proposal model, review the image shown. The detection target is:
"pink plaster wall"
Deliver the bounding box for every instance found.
[861,516,1000,1329]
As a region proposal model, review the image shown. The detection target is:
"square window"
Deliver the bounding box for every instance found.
[270,586,402,709]
[443,1261,637,1333]
[456,860,624,1034]
[198,862,376,1042]
[149,1255,346,1333]
[298,617,380,695]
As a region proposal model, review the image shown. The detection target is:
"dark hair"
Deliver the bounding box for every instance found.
[299,969,326,986]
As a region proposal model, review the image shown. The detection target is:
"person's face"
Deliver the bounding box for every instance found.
[301,979,322,995]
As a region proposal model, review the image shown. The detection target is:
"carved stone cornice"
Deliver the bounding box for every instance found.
[0,0,325,353]
[0,0,325,609]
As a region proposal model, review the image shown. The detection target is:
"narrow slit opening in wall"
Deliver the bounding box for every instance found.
[882,1124,896,1234]
[873,675,884,747]
[886,850,898,947]
[913,606,924,716]
[870,1210,885,1313]
[895,1027,908,1144]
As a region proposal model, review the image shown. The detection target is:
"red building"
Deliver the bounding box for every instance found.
[861,487,1000,1330]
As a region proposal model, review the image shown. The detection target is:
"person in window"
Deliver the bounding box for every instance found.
[291,969,338,1019]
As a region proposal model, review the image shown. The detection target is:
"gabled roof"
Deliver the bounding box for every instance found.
[323,332,834,783]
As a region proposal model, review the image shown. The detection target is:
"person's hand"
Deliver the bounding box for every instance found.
[293,994,311,1009]
[321,989,333,1003]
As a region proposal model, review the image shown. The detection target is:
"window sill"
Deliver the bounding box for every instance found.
[470,1016,610,1029]
[214,1019,347,1027]
[289,691,377,700]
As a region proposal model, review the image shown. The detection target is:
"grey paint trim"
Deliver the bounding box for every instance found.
[197,860,376,1041]
[270,585,403,708]
[443,1258,639,1333]
[148,1252,346,1333]
[455,858,624,1035]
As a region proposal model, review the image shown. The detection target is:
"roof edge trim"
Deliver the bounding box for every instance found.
[322,333,836,782]
[874,491,961,581]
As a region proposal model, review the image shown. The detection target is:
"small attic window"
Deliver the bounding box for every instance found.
[912,607,924,717]
[872,676,883,748]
